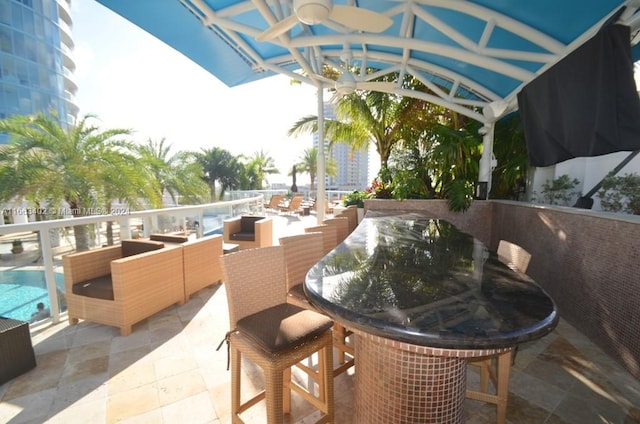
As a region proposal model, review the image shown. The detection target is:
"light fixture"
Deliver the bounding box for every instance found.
[294,0,332,25]
[335,71,356,94]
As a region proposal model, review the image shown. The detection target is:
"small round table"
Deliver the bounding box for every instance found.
[305,212,558,423]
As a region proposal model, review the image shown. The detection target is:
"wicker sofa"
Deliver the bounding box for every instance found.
[223,215,273,250]
[63,239,185,336]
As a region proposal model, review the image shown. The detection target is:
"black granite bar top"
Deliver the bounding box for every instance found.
[304,212,558,349]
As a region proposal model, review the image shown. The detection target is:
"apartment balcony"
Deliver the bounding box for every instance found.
[0,197,639,423]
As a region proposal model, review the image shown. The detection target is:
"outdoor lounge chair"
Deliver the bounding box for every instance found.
[62,239,185,336]
[223,215,273,250]
[466,240,532,424]
[220,246,334,423]
[278,195,304,215]
[265,194,285,212]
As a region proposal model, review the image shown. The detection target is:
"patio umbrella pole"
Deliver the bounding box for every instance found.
[573,149,640,209]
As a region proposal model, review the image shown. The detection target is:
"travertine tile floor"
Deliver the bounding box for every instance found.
[1,213,639,423]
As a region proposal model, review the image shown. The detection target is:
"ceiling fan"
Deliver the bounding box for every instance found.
[329,69,396,103]
[257,0,393,42]
[328,47,396,102]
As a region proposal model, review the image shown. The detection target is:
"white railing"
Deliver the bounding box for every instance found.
[0,194,265,325]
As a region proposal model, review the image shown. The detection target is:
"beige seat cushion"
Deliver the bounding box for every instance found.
[236,303,332,353]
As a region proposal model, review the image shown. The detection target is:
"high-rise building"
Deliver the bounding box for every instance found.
[0,0,77,144]
[314,102,370,191]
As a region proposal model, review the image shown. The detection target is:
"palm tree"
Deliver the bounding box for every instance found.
[134,138,208,205]
[295,146,337,193]
[244,149,279,189]
[196,147,242,201]
[288,76,433,172]
[0,112,157,251]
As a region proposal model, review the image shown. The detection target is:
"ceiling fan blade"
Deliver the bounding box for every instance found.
[256,15,299,41]
[329,90,342,103]
[330,5,393,33]
[356,82,396,92]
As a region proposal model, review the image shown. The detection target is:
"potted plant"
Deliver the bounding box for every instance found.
[343,190,370,208]
[11,240,23,254]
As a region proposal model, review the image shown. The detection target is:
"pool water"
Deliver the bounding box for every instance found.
[0,270,65,322]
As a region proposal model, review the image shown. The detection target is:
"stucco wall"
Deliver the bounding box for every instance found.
[365,199,640,379]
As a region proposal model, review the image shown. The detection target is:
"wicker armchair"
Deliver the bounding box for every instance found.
[62,240,185,336]
[466,240,532,424]
[220,246,334,423]
[182,235,224,299]
[223,215,273,250]
[150,233,224,299]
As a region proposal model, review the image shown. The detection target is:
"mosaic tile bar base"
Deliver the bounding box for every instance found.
[353,330,508,424]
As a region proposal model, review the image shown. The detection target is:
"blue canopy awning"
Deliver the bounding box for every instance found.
[95,0,640,123]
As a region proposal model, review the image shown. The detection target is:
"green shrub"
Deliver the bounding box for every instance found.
[597,172,640,215]
[537,174,580,205]
[343,190,371,208]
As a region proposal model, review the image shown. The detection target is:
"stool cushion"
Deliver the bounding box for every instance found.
[237,303,332,353]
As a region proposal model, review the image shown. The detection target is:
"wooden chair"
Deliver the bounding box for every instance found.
[304,224,338,255]
[220,246,334,423]
[465,240,532,424]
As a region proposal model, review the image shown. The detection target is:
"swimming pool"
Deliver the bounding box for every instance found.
[0,270,65,322]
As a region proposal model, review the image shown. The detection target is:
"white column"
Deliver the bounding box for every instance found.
[477,123,496,199]
[316,86,326,223]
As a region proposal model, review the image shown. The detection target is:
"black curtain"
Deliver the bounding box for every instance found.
[517,25,640,167]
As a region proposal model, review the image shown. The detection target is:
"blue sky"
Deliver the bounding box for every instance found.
[70,1,320,185]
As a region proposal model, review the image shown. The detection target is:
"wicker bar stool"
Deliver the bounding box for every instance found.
[466,240,532,424]
[322,217,350,244]
[280,232,355,377]
[304,225,338,255]
[220,246,335,424]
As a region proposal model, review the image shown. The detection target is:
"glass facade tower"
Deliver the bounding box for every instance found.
[0,0,76,144]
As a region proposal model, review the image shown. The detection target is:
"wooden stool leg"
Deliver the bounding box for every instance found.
[321,344,335,419]
[496,350,513,424]
[265,367,285,424]
[230,347,242,421]
[334,323,347,364]
[479,359,490,392]
[283,367,292,414]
